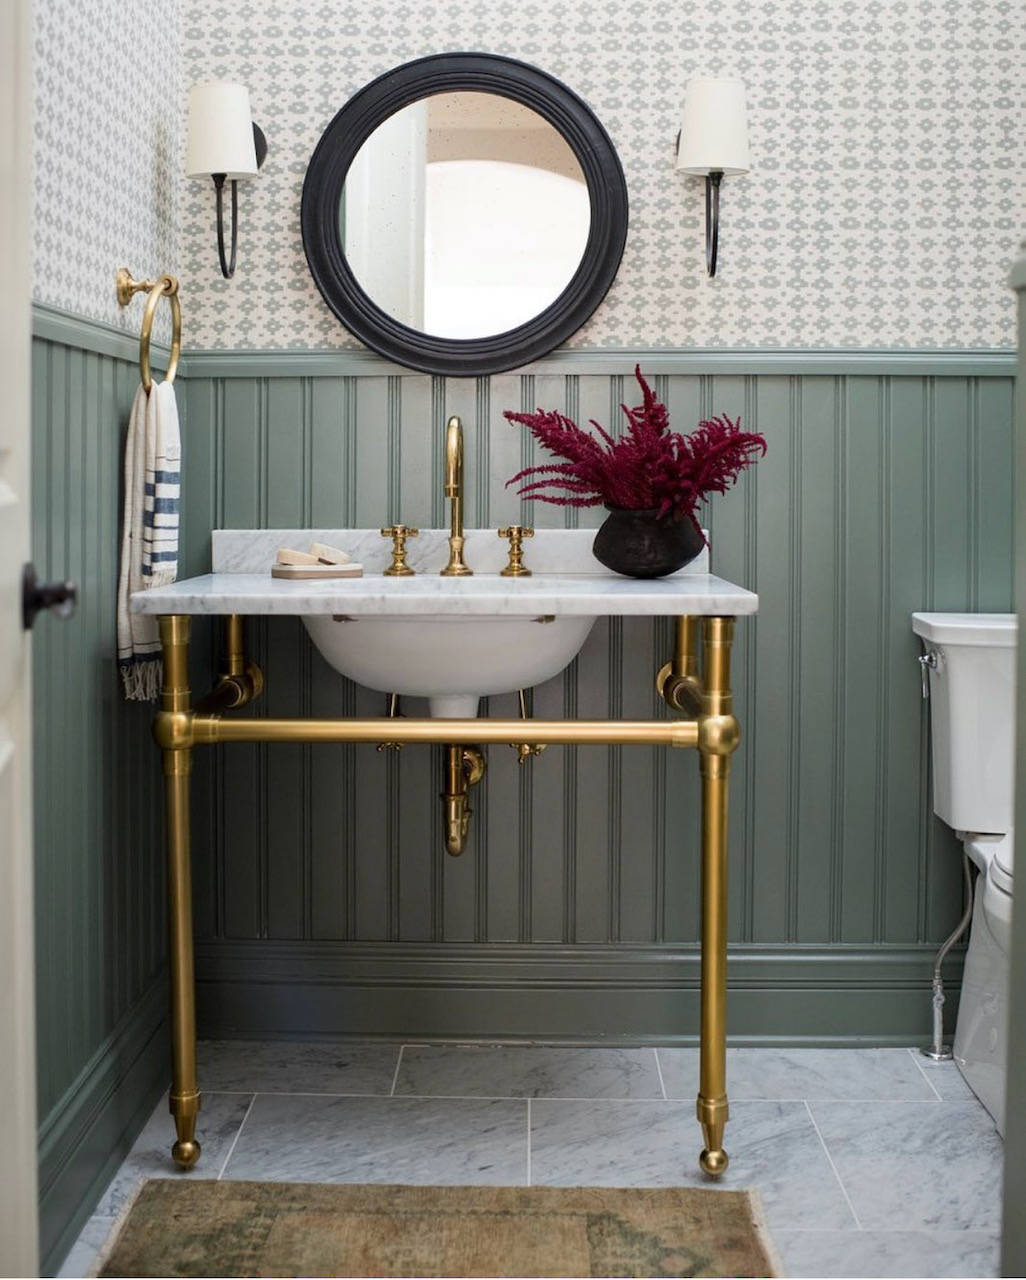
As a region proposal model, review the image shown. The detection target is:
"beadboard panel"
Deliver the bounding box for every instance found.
[30,323,171,1270]
[180,360,1015,1038]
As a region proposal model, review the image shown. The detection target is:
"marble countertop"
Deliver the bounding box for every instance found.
[131,529,758,618]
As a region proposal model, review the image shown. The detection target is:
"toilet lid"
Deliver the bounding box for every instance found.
[991,831,1014,895]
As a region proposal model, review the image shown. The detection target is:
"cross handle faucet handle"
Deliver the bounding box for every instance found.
[380,525,419,577]
[498,525,534,577]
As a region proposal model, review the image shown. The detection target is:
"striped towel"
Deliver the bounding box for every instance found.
[116,380,181,700]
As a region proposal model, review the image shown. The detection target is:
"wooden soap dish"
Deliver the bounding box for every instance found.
[271,563,364,580]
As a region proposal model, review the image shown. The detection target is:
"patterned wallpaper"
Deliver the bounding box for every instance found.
[180,0,1025,351]
[31,1,1024,350]
[32,0,182,343]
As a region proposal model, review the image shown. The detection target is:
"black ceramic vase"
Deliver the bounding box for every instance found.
[592,506,704,579]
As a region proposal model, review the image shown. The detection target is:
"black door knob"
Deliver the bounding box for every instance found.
[22,563,78,630]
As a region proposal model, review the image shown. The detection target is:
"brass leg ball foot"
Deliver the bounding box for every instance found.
[172,1139,201,1170]
[699,1147,729,1178]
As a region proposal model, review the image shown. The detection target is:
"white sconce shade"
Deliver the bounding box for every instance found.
[186,82,267,278]
[676,77,750,177]
[186,82,259,180]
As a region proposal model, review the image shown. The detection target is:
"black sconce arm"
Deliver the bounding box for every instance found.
[705,170,724,278]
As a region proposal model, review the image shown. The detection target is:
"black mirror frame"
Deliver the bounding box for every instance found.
[301,52,629,377]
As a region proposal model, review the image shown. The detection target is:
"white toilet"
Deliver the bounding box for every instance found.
[912,611,1017,1133]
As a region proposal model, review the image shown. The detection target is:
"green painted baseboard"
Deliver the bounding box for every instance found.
[37,977,169,1277]
[195,942,963,1046]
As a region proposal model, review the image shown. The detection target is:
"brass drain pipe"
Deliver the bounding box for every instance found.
[442,744,486,856]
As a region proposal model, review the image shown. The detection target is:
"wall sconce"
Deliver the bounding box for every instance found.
[186,82,268,279]
[676,77,750,278]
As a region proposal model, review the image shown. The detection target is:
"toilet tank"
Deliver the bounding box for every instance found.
[912,612,1017,834]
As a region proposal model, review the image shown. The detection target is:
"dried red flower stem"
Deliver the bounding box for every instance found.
[504,366,766,525]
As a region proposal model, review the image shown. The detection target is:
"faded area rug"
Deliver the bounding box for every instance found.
[96,1179,781,1278]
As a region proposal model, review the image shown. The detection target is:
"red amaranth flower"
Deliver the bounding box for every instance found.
[504,366,766,528]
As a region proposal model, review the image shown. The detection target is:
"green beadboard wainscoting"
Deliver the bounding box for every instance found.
[179,349,1015,1043]
[27,305,1017,1265]
[30,307,172,1273]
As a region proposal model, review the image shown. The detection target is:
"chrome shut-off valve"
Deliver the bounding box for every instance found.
[919,649,940,699]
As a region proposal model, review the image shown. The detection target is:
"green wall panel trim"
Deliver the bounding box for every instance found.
[32,330,168,1115]
[29,304,1017,380]
[31,322,171,1269]
[30,307,1011,1057]
[30,304,1016,380]
[182,346,1017,379]
[32,301,173,372]
[194,941,963,1044]
[181,360,1012,1018]
[37,976,168,1277]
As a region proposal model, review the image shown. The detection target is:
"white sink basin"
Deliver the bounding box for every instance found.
[296,529,608,715]
[303,612,596,717]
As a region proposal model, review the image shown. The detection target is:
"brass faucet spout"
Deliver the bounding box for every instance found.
[442,415,472,576]
[444,414,462,497]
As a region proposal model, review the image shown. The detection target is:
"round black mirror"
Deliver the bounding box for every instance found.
[301,53,628,377]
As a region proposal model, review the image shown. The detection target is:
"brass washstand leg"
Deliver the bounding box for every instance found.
[696,615,739,1178]
[157,614,201,1170]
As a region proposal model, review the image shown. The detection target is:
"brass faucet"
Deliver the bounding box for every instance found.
[441,415,472,576]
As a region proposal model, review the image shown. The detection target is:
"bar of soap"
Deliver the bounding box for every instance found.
[271,562,364,579]
[310,541,352,565]
[276,548,321,566]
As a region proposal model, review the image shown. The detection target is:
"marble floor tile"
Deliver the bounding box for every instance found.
[773,1229,1000,1278]
[529,1098,857,1233]
[910,1049,985,1103]
[92,1091,254,1217]
[56,1215,115,1279]
[222,1093,528,1185]
[395,1043,663,1098]
[70,1044,1012,1280]
[196,1038,400,1095]
[657,1047,938,1101]
[809,1100,1005,1231]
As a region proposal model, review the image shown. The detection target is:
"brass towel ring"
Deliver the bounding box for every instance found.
[116,267,182,392]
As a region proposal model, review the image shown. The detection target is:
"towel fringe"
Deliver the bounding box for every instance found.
[120,659,162,703]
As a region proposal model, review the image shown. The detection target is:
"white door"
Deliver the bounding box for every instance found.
[0,0,39,1273]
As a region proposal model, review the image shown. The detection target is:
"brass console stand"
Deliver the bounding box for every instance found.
[155,612,739,1177]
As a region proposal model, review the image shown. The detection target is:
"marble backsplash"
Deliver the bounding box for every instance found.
[210,528,710,577]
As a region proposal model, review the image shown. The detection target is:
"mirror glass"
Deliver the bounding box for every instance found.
[342,92,591,339]
[302,52,628,376]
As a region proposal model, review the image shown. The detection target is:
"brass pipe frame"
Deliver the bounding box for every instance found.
[696,615,738,1179]
[193,615,264,715]
[154,610,737,1179]
[657,615,703,715]
[163,715,701,750]
[224,614,246,678]
[157,616,201,1170]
